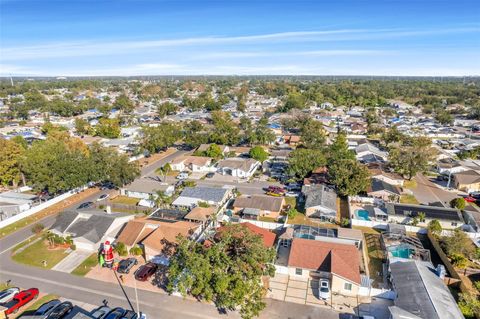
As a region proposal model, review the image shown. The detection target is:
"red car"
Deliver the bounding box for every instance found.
[0,288,39,315]
[134,263,157,281]
[463,196,476,203]
[266,185,285,194]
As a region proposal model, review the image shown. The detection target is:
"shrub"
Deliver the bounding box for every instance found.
[129,245,143,256]
[450,253,468,269]
[198,201,210,208]
[458,293,480,318]
[286,207,298,219]
[450,197,466,210]
[70,244,76,250]
[340,218,350,228]
[114,242,128,256]
[31,223,45,234]
[427,219,442,237]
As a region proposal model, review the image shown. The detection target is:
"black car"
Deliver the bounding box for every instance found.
[46,301,73,319]
[77,201,94,209]
[105,307,127,319]
[205,172,215,178]
[117,258,138,274]
[33,299,61,316]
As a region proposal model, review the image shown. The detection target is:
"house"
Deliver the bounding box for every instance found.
[368,169,404,186]
[51,210,134,251]
[0,191,37,219]
[141,221,200,262]
[170,155,213,173]
[233,195,285,220]
[120,178,174,200]
[216,158,260,179]
[286,238,361,296]
[216,222,276,247]
[302,184,338,221]
[282,135,300,146]
[196,144,230,155]
[389,260,464,319]
[355,142,388,163]
[367,179,401,201]
[386,203,464,229]
[184,206,217,231]
[172,186,231,208]
[453,170,480,192]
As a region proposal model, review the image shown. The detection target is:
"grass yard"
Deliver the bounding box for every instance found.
[72,253,99,276]
[287,213,338,228]
[110,196,140,205]
[12,239,68,269]
[258,216,278,223]
[403,179,417,190]
[364,233,385,287]
[352,225,381,234]
[17,294,59,317]
[400,194,419,204]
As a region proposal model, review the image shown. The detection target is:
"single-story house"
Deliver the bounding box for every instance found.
[287,238,361,296]
[170,155,213,173]
[233,195,285,220]
[51,210,134,251]
[453,170,480,193]
[216,222,276,247]
[0,191,37,219]
[389,260,463,319]
[120,178,175,199]
[302,184,338,222]
[184,206,217,230]
[355,142,388,163]
[386,203,464,229]
[216,158,260,179]
[368,169,404,186]
[172,186,231,208]
[367,178,401,201]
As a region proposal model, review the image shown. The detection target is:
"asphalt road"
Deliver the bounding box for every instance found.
[140,150,188,177]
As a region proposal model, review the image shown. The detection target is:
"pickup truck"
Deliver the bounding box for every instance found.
[0,288,39,317]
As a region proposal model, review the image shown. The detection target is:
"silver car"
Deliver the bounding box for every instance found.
[0,288,20,303]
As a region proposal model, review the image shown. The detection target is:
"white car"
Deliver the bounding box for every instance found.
[97,194,110,201]
[176,172,189,180]
[318,279,330,301]
[285,191,299,197]
[0,287,20,303]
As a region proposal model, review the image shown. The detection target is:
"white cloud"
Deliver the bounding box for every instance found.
[2,27,478,61]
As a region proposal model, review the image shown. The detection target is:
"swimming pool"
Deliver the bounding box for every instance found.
[355,209,371,221]
[388,245,413,259]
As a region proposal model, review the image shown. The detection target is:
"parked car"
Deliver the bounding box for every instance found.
[462,196,476,203]
[469,192,480,199]
[0,288,20,304]
[134,263,157,281]
[318,279,330,301]
[104,307,127,319]
[266,191,283,197]
[117,258,138,274]
[100,182,116,190]
[0,288,39,315]
[97,194,110,201]
[33,299,61,316]
[286,183,301,191]
[45,301,73,319]
[176,172,189,180]
[90,306,111,319]
[77,201,94,209]
[205,172,215,178]
[266,185,286,194]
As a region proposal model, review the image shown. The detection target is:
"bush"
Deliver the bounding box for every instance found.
[286,207,298,219]
[114,242,128,256]
[183,180,196,187]
[340,218,350,228]
[427,219,442,237]
[31,223,45,234]
[70,244,76,250]
[198,201,210,208]
[129,245,143,256]
[458,293,480,318]
[450,197,466,210]
[450,253,468,269]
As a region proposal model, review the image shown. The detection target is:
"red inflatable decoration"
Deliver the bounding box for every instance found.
[102,240,114,267]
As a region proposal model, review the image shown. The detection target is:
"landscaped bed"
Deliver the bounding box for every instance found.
[12,238,68,269]
[364,232,385,287]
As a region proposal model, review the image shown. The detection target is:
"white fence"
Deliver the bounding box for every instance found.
[238,218,285,230]
[0,187,85,229]
[351,219,427,234]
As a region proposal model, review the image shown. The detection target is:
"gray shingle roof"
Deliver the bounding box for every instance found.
[302,184,337,211]
[179,187,228,203]
[369,178,401,195]
[386,203,463,222]
[51,211,79,233]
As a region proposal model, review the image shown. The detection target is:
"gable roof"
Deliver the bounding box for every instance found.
[184,206,216,222]
[233,195,284,212]
[122,178,172,194]
[355,142,387,158]
[216,158,259,172]
[368,178,401,196]
[171,155,212,166]
[177,187,228,203]
[141,221,199,254]
[116,220,148,247]
[368,168,404,181]
[216,222,276,247]
[390,261,464,319]
[454,170,480,185]
[302,184,337,211]
[287,238,360,284]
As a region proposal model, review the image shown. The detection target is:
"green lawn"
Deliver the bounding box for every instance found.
[12,239,68,269]
[400,194,419,204]
[110,196,140,205]
[18,294,59,317]
[71,253,99,276]
[12,234,42,253]
[287,213,338,228]
[403,179,417,189]
[258,216,278,223]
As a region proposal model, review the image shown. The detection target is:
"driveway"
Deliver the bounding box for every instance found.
[52,250,92,273]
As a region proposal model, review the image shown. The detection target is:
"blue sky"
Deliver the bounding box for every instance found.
[1,0,479,76]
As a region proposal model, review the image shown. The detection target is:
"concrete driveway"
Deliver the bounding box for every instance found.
[52,250,92,273]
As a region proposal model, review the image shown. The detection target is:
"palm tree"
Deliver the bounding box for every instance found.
[154,190,172,208]
[155,163,172,182]
[418,212,426,223]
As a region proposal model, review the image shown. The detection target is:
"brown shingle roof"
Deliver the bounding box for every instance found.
[454,170,480,185]
[233,195,284,212]
[141,221,199,254]
[116,221,146,247]
[184,206,215,222]
[287,238,360,284]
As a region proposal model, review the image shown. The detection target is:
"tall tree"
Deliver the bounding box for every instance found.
[288,149,327,179]
[328,159,370,196]
[328,131,355,165]
[300,119,327,150]
[95,118,121,138]
[141,122,181,153]
[388,137,436,180]
[209,111,240,145]
[167,224,276,319]
[0,139,24,187]
[249,146,269,163]
[115,93,135,113]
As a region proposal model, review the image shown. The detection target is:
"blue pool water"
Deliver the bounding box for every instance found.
[355,209,371,221]
[388,245,413,259]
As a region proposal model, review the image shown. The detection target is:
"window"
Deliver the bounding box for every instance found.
[295,268,302,275]
[344,283,352,291]
[451,222,457,227]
